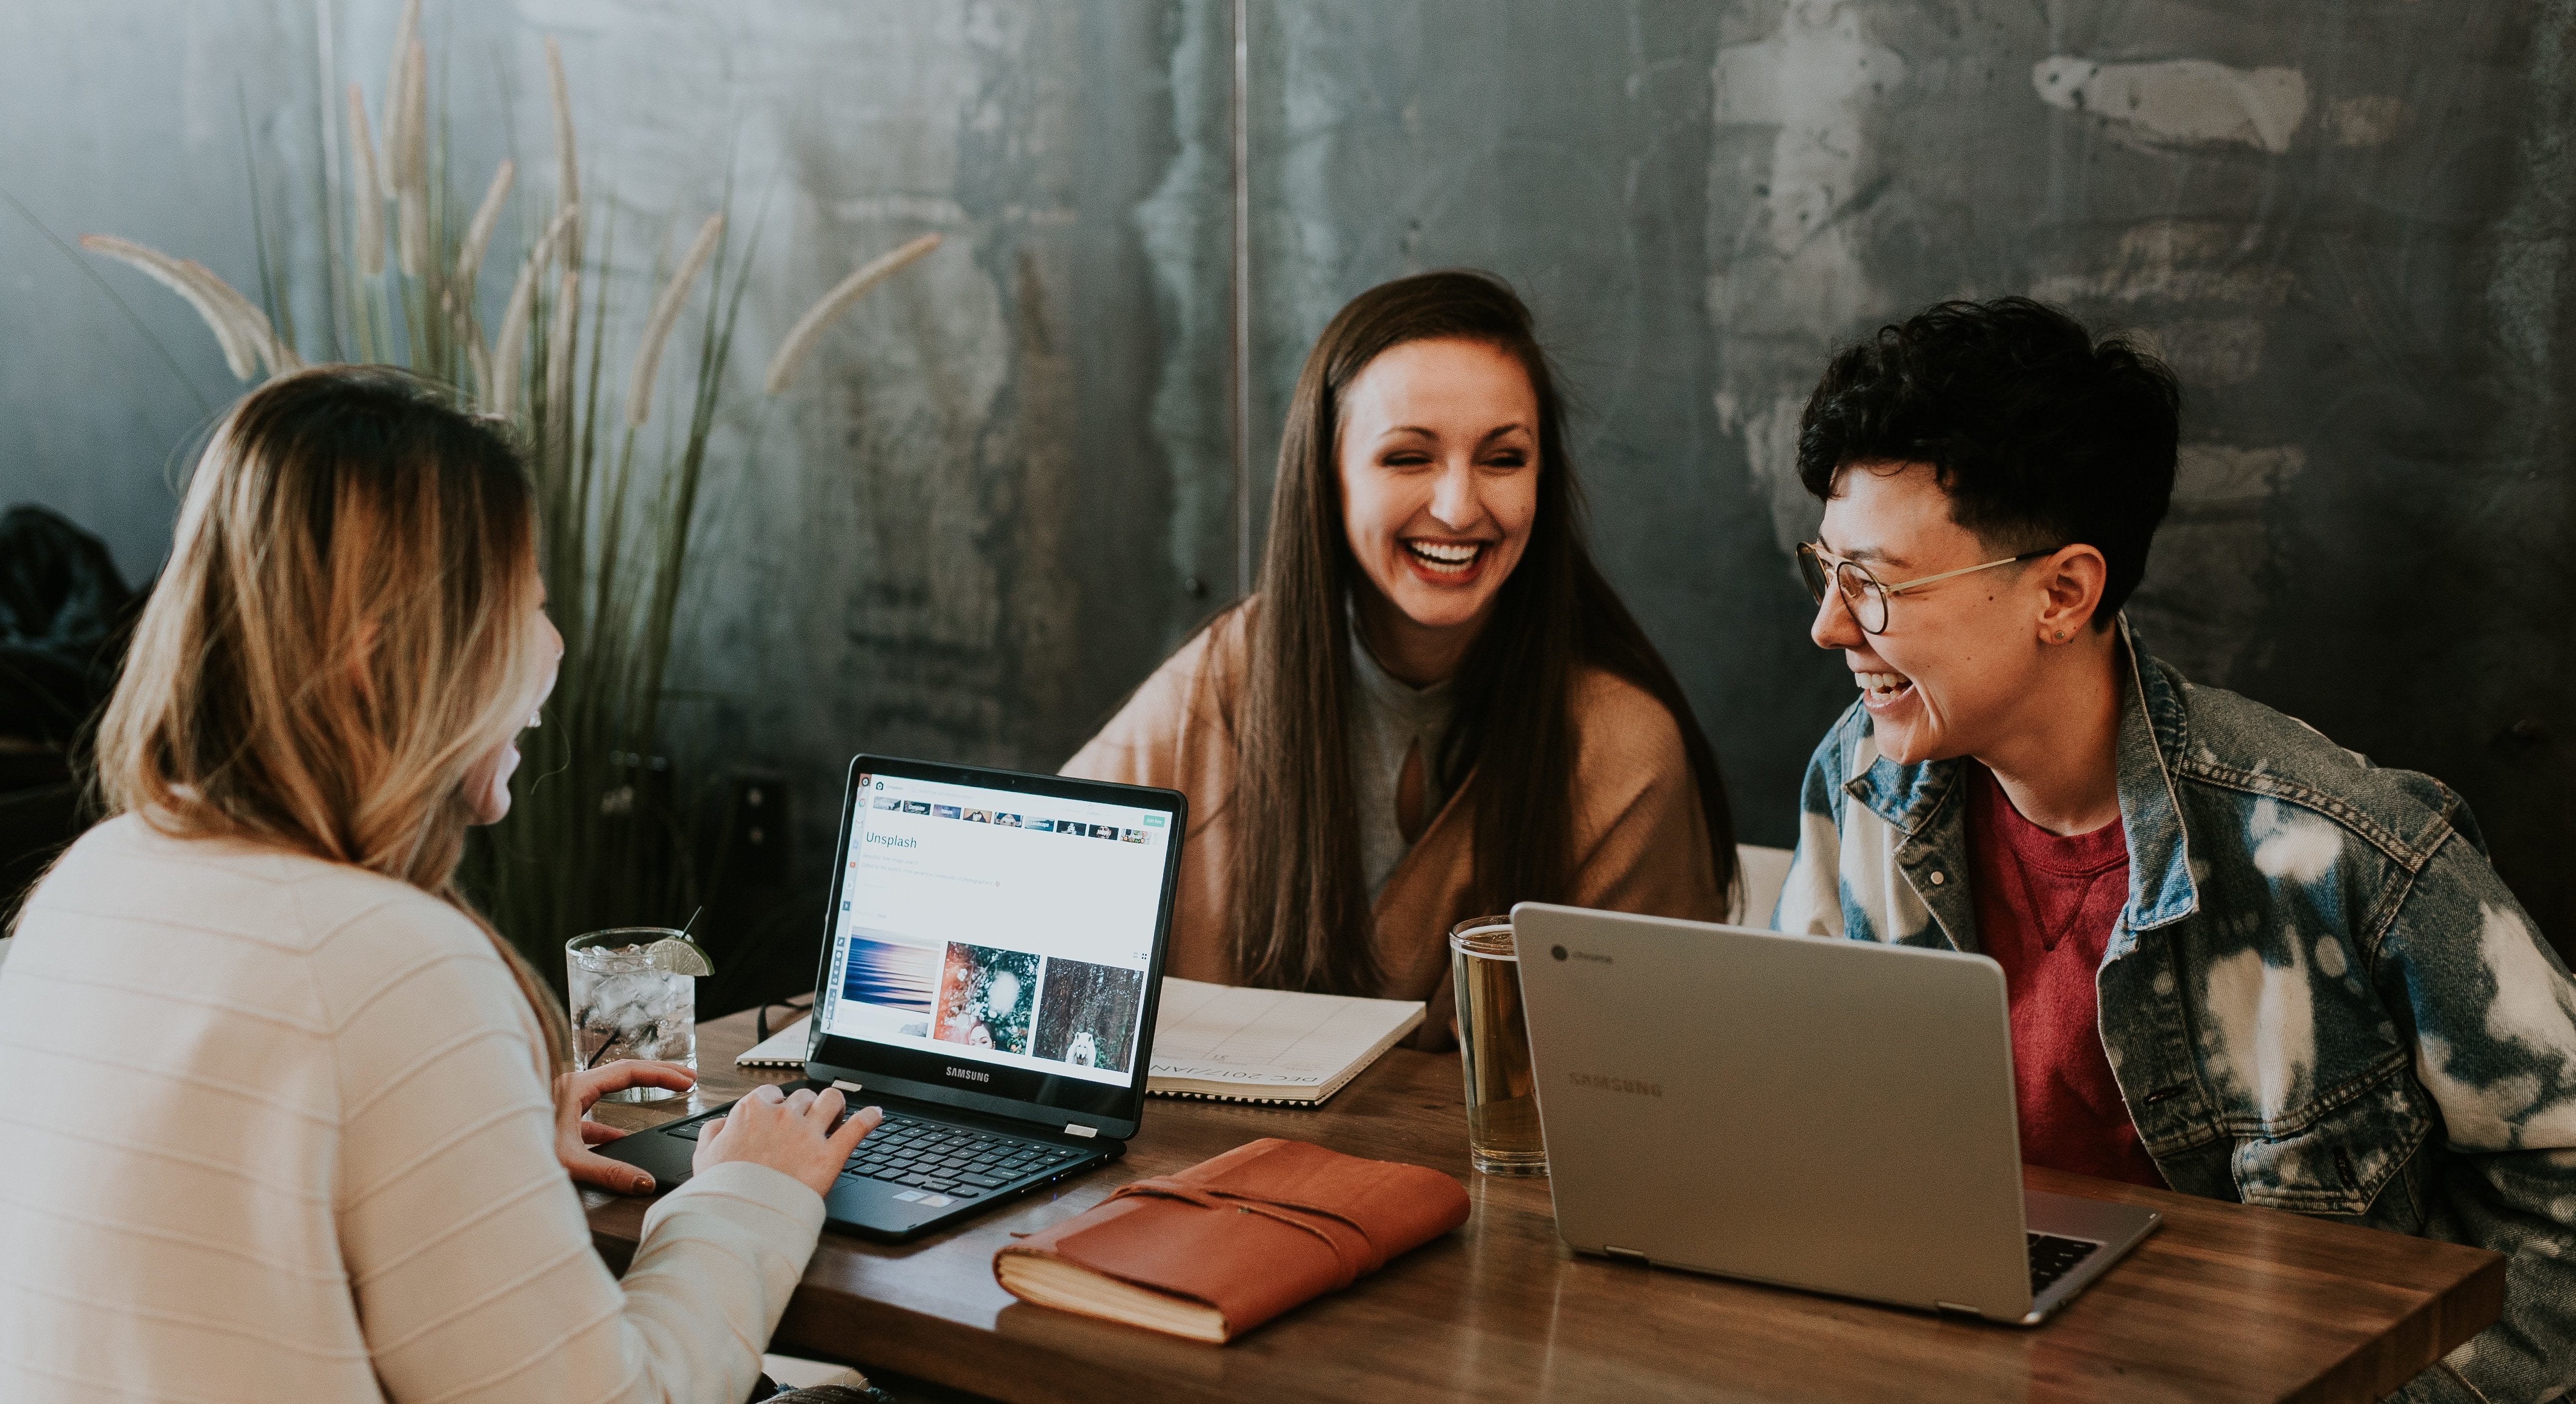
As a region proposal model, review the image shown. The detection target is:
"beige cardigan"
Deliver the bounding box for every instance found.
[1064,603,1726,1042]
[0,816,824,1403]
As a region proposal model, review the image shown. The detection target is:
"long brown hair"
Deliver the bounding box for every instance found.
[1232,271,1739,993]
[94,365,573,1076]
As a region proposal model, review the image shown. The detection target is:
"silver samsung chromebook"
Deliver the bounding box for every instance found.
[1509,904,2159,1325]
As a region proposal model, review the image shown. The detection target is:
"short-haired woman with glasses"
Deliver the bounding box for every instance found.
[1776,297,2576,1402]
[0,368,881,1403]
[1065,272,1739,1039]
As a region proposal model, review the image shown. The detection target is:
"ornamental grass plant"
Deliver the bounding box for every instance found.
[75,0,940,986]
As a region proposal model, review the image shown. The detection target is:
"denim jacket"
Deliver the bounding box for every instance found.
[1776,622,2576,1404]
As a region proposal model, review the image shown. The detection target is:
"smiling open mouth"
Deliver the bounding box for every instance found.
[1856,670,1914,701]
[1404,539,1485,575]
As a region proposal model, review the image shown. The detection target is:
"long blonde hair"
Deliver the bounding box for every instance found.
[96,365,572,1076]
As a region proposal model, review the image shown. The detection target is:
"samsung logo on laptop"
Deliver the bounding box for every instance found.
[1569,1072,1662,1098]
[945,1066,991,1083]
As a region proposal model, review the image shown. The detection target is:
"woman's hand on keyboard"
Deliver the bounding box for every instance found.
[694,1084,885,1198]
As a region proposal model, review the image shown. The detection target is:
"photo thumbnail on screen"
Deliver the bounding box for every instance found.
[841,933,937,1039]
[934,942,1039,1055]
[1032,958,1146,1073]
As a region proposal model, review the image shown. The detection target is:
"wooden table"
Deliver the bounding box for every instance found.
[584,1009,2503,1404]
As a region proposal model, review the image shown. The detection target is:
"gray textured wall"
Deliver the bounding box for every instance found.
[1,0,1234,977]
[1242,0,2576,956]
[7,1,2573,962]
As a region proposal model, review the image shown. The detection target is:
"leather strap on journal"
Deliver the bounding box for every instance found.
[992,1137,1471,1340]
[1101,1174,1386,1284]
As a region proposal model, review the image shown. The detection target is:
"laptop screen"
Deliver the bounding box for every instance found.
[807,757,1184,1130]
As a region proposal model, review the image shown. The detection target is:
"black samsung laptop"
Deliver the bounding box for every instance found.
[599,754,1187,1241]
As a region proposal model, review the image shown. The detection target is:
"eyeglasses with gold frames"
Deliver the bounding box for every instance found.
[1795,541,2060,635]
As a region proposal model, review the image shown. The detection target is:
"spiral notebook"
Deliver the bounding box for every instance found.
[742,980,1423,1105]
[735,1015,815,1068]
[1143,978,1424,1105]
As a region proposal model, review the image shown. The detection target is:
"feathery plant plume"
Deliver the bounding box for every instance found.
[76,235,261,379]
[463,317,493,397]
[456,158,514,292]
[378,0,421,201]
[198,271,300,378]
[545,265,577,454]
[545,37,580,258]
[490,203,576,417]
[393,40,430,278]
[344,84,385,277]
[626,214,723,427]
[79,2,941,996]
[763,232,942,395]
[449,159,513,384]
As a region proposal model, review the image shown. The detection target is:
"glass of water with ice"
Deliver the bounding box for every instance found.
[567,927,699,1102]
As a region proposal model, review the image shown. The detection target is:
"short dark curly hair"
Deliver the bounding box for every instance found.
[1796,297,2181,628]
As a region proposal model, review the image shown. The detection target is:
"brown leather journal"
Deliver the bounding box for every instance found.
[991,1137,1471,1342]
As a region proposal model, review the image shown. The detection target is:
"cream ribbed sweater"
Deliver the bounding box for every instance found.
[0,815,825,1403]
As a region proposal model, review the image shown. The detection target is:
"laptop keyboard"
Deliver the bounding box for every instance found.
[2028,1232,2101,1295]
[838,1111,1086,1196]
[662,1104,1087,1198]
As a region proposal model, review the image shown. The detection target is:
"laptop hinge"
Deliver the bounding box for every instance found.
[1601,1245,1648,1265]
[1064,1122,1098,1138]
[832,1079,864,1094]
[1934,1301,1983,1319]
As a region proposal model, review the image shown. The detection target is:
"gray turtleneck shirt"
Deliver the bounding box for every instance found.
[1348,628,1457,899]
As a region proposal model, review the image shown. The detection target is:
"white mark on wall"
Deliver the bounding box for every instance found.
[2251,800,2344,884]
[2325,96,2408,147]
[1715,4,1907,255]
[2029,220,2295,308]
[832,195,973,226]
[1132,0,1231,593]
[1718,389,1824,560]
[1709,2,1907,558]
[2176,445,2308,512]
[2136,317,2269,386]
[2032,57,2310,155]
[2201,937,2316,1120]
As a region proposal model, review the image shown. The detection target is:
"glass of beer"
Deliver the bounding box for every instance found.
[1450,915,1545,1176]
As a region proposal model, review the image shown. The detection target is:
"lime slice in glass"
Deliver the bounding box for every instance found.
[646,936,714,978]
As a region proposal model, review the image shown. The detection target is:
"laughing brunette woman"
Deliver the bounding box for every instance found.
[1065,271,1738,1041]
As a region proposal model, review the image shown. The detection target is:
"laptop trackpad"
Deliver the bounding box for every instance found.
[826,1172,957,1230]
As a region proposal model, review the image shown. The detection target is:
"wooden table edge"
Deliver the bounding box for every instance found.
[586,1009,2512,1404]
[2301,1245,2506,1404]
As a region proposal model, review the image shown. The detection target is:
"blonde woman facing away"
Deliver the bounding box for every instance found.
[0,368,880,1403]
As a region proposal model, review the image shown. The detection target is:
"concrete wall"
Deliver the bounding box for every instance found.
[1,0,1234,985]
[7,0,2573,960]
[1244,0,2576,956]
